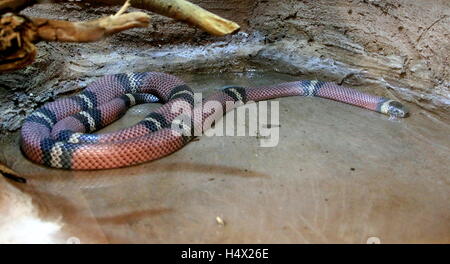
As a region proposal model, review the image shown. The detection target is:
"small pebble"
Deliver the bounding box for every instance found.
[216,216,225,226]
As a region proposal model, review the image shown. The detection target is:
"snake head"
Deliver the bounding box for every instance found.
[382,100,409,118]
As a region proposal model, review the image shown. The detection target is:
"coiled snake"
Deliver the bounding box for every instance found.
[20,72,408,170]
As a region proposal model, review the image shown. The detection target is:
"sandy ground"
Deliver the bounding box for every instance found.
[1,72,449,243]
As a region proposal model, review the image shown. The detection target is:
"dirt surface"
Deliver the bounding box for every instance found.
[0,0,449,244]
[1,72,449,243]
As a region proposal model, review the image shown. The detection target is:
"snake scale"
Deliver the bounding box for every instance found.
[20,72,408,170]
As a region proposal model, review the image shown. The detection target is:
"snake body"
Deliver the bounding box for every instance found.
[20,72,408,170]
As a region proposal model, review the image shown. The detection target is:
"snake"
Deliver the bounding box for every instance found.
[20,72,408,170]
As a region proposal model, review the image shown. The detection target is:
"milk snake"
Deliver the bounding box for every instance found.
[20,72,408,170]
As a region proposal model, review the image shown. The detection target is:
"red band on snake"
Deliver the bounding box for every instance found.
[20,72,408,170]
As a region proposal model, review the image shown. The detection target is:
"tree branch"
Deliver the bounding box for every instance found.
[0,9,150,71]
[34,11,150,42]
[0,0,240,72]
[63,0,240,36]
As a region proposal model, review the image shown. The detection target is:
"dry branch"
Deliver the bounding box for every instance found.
[0,0,240,72]
[1,0,240,36]
[0,8,149,71]
[34,11,150,42]
[70,0,240,36]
